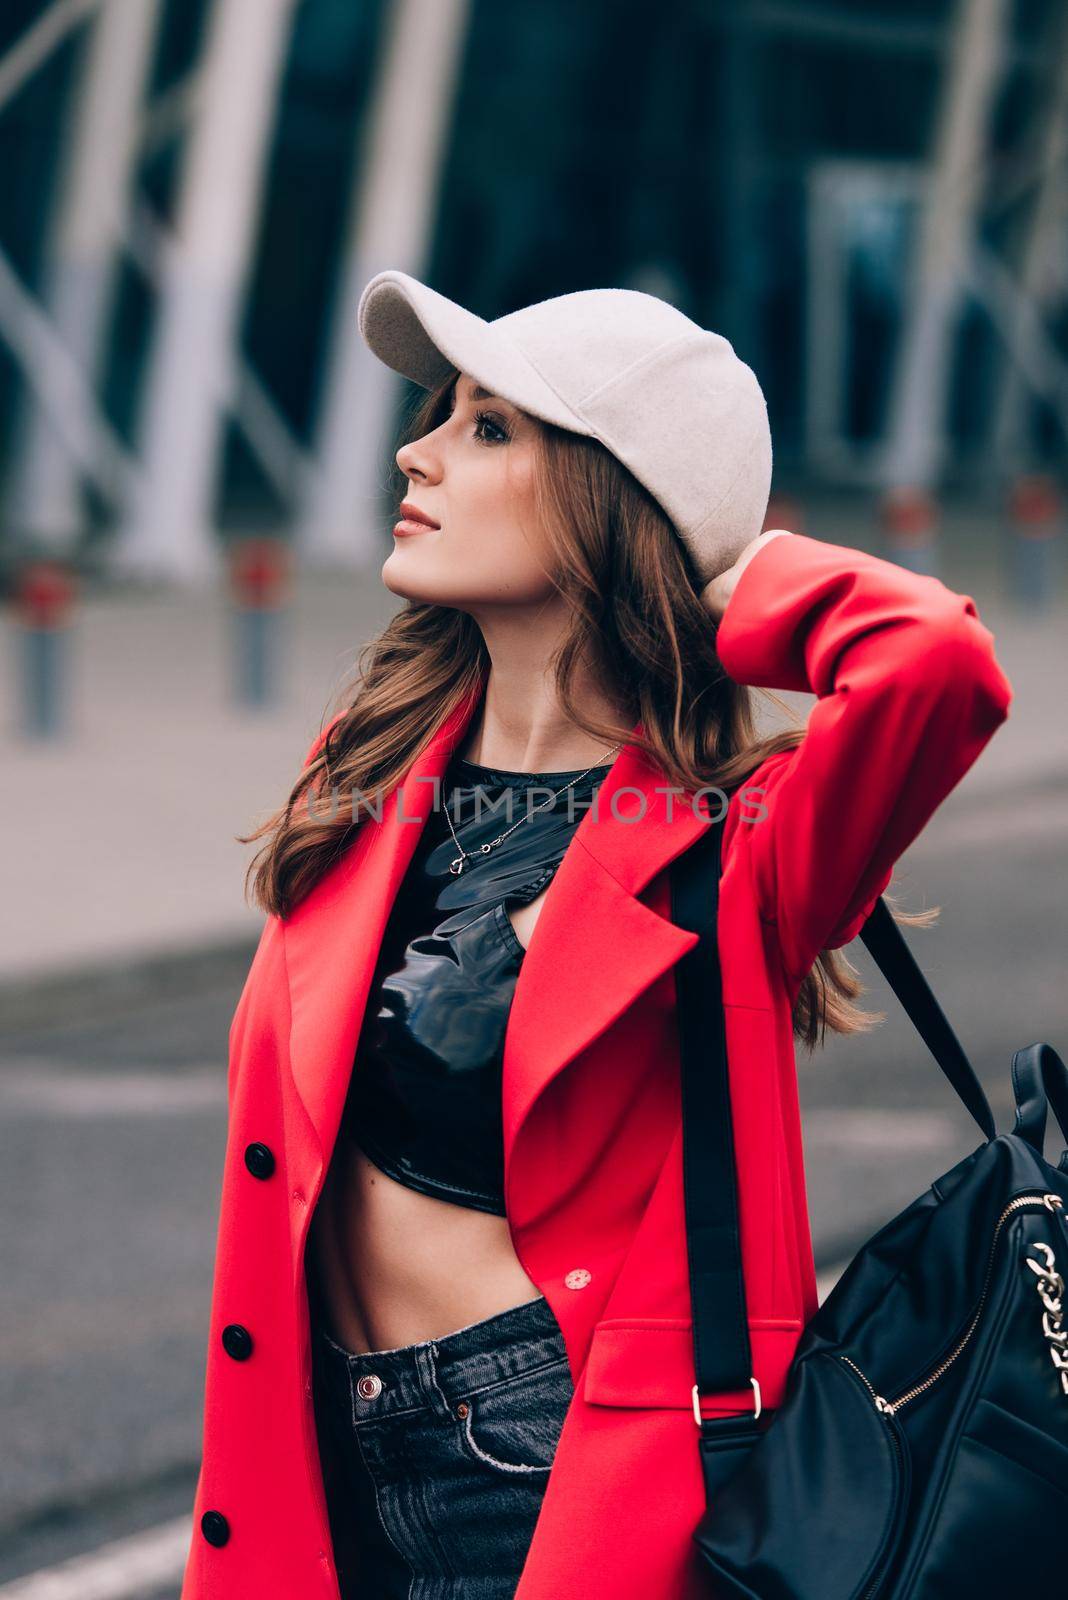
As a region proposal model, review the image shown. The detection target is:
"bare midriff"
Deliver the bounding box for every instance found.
[304,890,548,1357]
[305,1142,542,1355]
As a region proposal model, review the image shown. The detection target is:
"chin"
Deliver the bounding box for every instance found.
[381,550,422,599]
[381,551,447,605]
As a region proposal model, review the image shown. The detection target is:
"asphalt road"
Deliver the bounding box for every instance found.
[1,768,1065,1590]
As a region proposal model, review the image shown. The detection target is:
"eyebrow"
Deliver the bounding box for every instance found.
[452,380,513,407]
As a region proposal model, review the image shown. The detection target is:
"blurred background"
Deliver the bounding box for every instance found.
[1,0,1066,1592]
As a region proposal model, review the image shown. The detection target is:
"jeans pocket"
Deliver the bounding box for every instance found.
[456,1356,573,1477]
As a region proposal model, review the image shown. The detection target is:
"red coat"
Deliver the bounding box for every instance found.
[181,531,1012,1599]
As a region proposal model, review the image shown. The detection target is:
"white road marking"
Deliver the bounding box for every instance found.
[0,1251,890,1597]
[0,1090,981,1596]
[0,1515,190,1599]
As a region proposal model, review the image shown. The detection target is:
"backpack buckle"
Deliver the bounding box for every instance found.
[693,1376,761,1426]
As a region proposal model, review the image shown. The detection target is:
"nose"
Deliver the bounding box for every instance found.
[396,439,440,484]
[396,409,449,484]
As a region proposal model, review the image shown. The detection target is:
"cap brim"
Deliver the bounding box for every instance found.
[356,269,590,433]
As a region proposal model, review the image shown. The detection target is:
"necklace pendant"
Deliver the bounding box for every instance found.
[449,855,466,875]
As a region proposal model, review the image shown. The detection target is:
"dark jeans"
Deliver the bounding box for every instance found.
[310,1293,575,1599]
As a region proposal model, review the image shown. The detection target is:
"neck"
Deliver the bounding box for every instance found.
[461,617,632,774]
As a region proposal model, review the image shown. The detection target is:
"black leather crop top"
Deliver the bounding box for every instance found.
[340,750,613,1215]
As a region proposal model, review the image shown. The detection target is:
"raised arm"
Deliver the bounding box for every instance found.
[708,531,1013,986]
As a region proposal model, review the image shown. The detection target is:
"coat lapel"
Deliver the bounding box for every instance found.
[500,740,709,1184]
[282,686,482,1163]
[282,683,712,1188]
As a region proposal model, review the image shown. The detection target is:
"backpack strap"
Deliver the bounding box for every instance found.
[672,820,753,1402]
[858,898,995,1141]
[670,819,999,1414]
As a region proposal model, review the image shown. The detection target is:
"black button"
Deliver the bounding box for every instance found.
[244,1142,275,1178]
[201,1510,230,1546]
[222,1323,253,1360]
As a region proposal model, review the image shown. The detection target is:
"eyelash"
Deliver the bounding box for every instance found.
[472,409,509,445]
[446,397,510,445]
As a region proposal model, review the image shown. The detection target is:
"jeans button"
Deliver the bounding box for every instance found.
[356,1373,383,1400]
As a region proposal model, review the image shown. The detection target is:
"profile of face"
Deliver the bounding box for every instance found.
[385,372,558,613]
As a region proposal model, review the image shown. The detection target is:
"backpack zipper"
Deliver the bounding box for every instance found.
[835,1358,906,1600]
[841,1191,1063,1600]
[840,1192,1064,1417]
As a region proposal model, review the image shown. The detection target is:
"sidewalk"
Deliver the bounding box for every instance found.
[2,493,1065,1006]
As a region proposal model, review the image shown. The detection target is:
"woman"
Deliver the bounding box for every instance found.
[181,272,1012,1600]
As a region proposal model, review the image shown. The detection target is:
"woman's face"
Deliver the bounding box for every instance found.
[385,372,557,611]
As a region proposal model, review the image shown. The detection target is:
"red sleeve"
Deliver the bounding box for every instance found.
[715,532,1013,984]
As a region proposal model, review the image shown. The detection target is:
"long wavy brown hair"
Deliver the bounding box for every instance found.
[240,370,937,1050]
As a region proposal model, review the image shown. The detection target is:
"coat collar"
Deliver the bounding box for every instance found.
[282,678,710,1186]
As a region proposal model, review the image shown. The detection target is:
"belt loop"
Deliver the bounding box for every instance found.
[416,1341,455,1422]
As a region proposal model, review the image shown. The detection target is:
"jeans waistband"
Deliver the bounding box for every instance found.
[311,1294,568,1425]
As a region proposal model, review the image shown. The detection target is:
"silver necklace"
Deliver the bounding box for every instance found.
[443,741,623,876]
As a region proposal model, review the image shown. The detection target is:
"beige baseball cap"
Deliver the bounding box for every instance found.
[356,269,772,586]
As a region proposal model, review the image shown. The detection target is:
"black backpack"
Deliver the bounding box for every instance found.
[671,820,1068,1599]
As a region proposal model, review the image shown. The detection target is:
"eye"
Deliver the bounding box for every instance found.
[472,409,510,445]
[445,389,510,445]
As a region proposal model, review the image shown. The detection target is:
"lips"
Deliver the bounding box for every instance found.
[397,501,440,529]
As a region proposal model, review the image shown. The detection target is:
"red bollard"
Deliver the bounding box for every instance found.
[878,487,939,576]
[1005,474,1063,610]
[11,559,77,738]
[227,536,291,708]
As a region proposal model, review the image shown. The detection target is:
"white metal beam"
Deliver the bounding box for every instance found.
[7,0,163,548]
[0,0,101,118]
[965,241,1068,441]
[299,0,473,567]
[111,0,298,583]
[120,193,313,505]
[880,0,1010,489]
[0,243,137,506]
[990,13,1068,465]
